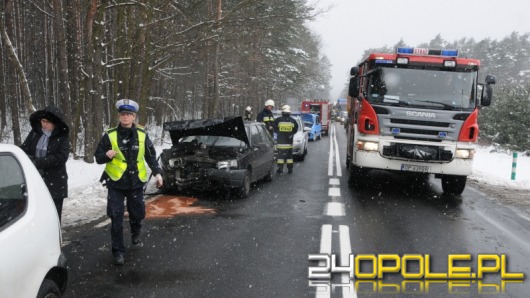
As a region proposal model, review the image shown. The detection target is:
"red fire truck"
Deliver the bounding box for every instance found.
[346,47,496,194]
[301,100,331,135]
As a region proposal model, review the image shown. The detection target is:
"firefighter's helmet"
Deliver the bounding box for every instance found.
[282,105,291,113]
[265,99,275,107]
[245,106,252,112]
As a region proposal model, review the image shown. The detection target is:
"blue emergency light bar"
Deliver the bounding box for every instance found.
[375,59,394,64]
[396,47,458,57]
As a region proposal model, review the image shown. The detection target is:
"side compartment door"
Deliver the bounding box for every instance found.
[321,103,329,129]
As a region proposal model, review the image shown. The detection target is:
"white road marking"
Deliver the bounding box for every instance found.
[328,187,341,197]
[333,127,342,177]
[325,202,345,216]
[328,126,334,176]
[340,225,357,297]
[320,224,332,255]
[329,178,340,186]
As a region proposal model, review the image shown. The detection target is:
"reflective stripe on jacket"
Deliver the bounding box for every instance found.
[104,128,147,182]
[273,115,298,148]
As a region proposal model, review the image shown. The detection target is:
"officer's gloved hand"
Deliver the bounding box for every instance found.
[155,174,164,189]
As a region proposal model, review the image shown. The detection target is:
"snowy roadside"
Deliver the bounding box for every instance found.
[61,146,530,228]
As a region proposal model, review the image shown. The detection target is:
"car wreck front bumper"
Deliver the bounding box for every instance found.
[169,168,247,190]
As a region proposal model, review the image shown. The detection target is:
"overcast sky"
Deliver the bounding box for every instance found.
[308,0,530,100]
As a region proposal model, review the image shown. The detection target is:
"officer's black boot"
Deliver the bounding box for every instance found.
[132,230,142,246]
[114,253,124,265]
[276,166,283,174]
[287,167,293,174]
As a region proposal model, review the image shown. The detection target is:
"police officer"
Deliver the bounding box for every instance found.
[95,99,163,265]
[273,105,298,174]
[244,106,252,121]
[256,99,275,134]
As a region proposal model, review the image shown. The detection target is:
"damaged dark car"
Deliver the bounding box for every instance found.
[160,116,275,197]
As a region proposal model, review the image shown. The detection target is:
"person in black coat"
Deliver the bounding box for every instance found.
[20,106,70,221]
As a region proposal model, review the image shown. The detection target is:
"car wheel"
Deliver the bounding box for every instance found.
[300,147,307,161]
[235,170,251,198]
[37,279,61,298]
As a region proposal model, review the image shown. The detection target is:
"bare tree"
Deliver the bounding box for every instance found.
[52,0,73,150]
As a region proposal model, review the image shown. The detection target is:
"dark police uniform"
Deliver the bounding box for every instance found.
[95,124,162,259]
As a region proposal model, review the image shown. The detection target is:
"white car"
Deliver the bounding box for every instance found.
[0,144,67,297]
[292,115,308,161]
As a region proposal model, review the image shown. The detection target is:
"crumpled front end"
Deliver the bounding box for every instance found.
[161,146,248,192]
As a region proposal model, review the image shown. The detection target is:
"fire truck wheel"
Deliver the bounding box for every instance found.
[441,175,467,195]
[347,165,362,187]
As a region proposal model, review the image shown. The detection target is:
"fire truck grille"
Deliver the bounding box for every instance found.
[390,119,450,127]
[382,144,453,161]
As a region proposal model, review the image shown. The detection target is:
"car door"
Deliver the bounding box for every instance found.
[315,115,322,136]
[249,124,267,179]
[256,124,275,178]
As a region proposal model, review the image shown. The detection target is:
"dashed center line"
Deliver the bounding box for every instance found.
[317,123,357,297]
[325,202,345,216]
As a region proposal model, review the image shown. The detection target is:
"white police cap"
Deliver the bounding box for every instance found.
[115,99,139,113]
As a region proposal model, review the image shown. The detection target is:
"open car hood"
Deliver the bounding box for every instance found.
[163,116,249,147]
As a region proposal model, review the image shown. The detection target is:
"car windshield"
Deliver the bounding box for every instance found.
[301,114,314,124]
[180,135,245,147]
[366,67,477,110]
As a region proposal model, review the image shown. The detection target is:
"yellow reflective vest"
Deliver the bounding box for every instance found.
[104,128,148,182]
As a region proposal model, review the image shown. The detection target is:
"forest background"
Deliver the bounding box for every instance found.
[0,0,529,163]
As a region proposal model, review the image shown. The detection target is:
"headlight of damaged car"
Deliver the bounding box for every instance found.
[168,158,181,169]
[216,159,238,170]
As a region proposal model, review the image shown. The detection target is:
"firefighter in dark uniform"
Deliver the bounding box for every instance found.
[244,106,252,121]
[273,105,298,174]
[256,99,275,134]
[95,99,164,265]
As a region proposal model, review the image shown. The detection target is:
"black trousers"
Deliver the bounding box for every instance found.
[276,148,294,170]
[107,187,145,256]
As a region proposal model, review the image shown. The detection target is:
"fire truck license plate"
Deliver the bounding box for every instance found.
[401,164,430,173]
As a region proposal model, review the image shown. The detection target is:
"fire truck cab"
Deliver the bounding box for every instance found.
[346,47,495,195]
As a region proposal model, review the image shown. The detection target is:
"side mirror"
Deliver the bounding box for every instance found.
[303,127,311,132]
[481,75,495,107]
[348,76,359,98]
[350,66,359,76]
[481,85,493,107]
[485,75,496,85]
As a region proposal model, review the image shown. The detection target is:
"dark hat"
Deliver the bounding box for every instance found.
[115,99,139,113]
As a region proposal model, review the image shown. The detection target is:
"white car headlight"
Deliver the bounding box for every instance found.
[216,159,238,169]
